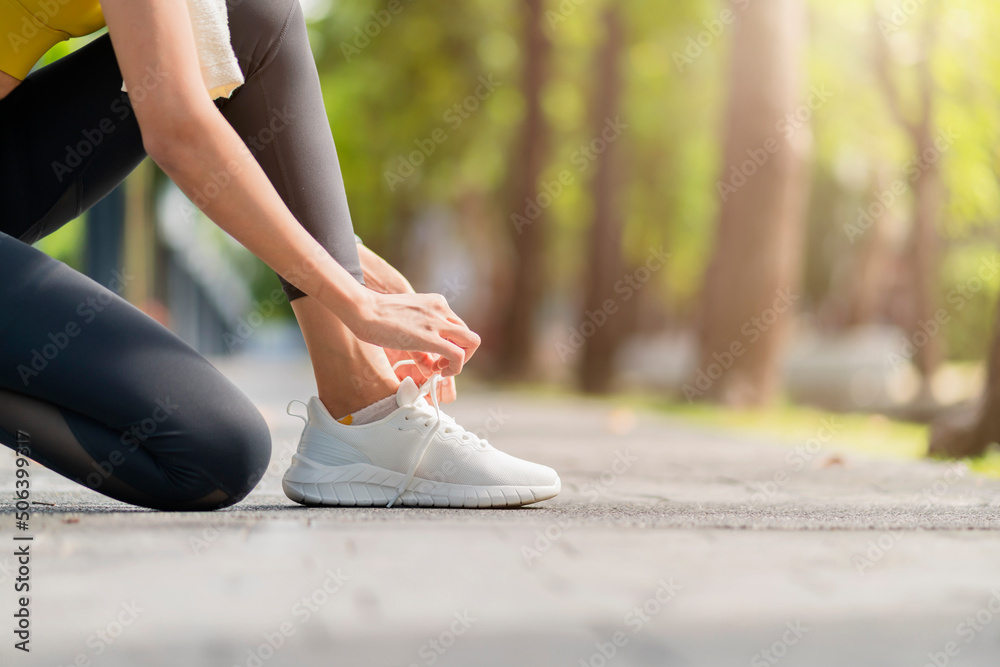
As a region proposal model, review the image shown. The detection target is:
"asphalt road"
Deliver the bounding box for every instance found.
[2,357,1000,667]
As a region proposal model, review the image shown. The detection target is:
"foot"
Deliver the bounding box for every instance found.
[282,377,561,508]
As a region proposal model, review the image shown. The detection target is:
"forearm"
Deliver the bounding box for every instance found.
[100,0,479,372]
[150,107,370,317]
[357,244,415,295]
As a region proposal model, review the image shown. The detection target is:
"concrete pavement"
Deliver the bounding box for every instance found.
[3,357,1000,666]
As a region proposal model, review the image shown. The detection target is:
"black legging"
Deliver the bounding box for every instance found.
[0,0,363,510]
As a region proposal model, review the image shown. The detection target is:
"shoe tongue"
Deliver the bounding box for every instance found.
[395,376,423,408]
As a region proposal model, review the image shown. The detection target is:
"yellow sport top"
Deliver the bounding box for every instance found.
[1,0,105,79]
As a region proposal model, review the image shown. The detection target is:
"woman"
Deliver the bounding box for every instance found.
[0,0,560,510]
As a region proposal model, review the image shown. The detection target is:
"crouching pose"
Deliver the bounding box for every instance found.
[0,0,560,510]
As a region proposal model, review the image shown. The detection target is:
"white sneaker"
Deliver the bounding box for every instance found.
[282,376,561,508]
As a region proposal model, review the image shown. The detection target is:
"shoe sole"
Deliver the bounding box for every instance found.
[282,457,560,508]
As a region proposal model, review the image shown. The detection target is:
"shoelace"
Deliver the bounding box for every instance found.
[386,359,443,508]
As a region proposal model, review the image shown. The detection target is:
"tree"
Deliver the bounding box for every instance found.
[579,7,628,393]
[694,0,809,406]
[929,292,1000,458]
[495,0,552,379]
[873,3,944,402]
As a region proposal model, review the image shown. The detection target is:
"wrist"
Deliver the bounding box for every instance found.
[306,252,373,321]
[339,284,376,328]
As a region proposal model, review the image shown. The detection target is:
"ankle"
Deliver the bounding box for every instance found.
[319,378,398,420]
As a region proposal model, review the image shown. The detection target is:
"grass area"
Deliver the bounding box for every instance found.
[628,396,1000,478]
[653,401,927,458]
[487,377,1000,478]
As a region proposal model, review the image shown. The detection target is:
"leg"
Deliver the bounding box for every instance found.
[291,298,398,418]
[220,0,363,295]
[0,37,270,510]
[0,234,271,510]
[220,0,399,415]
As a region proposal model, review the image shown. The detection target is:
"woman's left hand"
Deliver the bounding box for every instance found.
[358,243,459,403]
[384,349,458,404]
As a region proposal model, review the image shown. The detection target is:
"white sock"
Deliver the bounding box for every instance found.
[337,393,397,425]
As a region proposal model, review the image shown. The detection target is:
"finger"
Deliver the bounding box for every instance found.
[395,365,422,384]
[428,338,466,377]
[445,312,469,329]
[438,376,458,404]
[432,294,471,330]
[383,348,410,366]
[409,332,464,377]
[442,324,480,351]
[411,352,438,378]
[443,326,481,362]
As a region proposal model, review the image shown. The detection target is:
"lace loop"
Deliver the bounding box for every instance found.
[385,359,443,508]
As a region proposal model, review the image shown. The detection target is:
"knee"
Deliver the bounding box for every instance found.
[212,404,272,507]
[145,405,270,512]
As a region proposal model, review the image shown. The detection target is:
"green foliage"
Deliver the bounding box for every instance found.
[34,0,1000,367]
[307,0,1000,359]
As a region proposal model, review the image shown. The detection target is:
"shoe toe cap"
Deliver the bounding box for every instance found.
[513,457,560,487]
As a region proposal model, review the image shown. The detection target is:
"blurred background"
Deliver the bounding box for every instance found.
[37,0,1000,467]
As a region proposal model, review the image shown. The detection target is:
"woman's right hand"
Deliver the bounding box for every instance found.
[343,290,480,377]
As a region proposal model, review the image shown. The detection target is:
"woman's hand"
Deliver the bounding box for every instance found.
[342,290,480,378]
[384,349,458,404]
[358,243,414,295]
[357,243,462,400]
[100,0,475,374]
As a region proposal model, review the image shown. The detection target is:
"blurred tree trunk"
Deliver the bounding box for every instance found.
[123,160,156,309]
[929,293,1000,458]
[874,7,943,402]
[495,0,551,379]
[694,0,809,406]
[580,8,627,394]
[839,171,895,328]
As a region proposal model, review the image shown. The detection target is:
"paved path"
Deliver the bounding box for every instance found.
[3,357,1000,667]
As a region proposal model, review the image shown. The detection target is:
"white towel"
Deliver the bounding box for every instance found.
[123,0,244,100]
[185,0,244,99]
